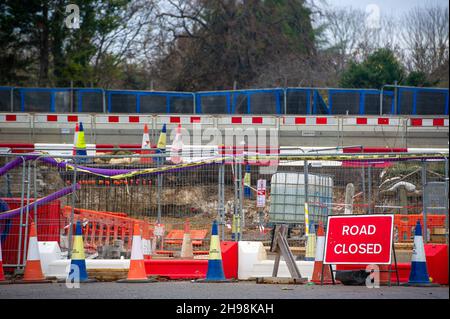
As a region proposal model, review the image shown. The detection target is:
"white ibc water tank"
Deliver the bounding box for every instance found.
[238,241,267,280]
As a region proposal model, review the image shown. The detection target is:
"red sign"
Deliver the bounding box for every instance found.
[324,215,394,265]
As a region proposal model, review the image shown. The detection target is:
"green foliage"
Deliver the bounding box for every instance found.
[0,0,130,87]
[339,49,406,89]
[404,71,437,87]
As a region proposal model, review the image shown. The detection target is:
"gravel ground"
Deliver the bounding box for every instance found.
[0,281,448,299]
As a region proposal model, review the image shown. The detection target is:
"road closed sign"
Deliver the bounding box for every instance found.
[324,215,394,265]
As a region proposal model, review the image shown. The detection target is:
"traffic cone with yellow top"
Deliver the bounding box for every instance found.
[67,220,96,283]
[196,220,231,282]
[305,223,316,261]
[118,222,156,283]
[75,122,87,163]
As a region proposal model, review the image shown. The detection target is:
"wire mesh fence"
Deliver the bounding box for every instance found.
[0,151,448,270]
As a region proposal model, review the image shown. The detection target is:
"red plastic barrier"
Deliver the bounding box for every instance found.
[0,143,35,153]
[145,241,238,279]
[221,241,238,279]
[0,198,61,269]
[424,244,448,285]
[335,244,449,285]
[145,259,208,279]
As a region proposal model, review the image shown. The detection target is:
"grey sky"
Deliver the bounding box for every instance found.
[326,0,448,17]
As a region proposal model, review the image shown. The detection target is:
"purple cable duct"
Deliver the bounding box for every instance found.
[0,183,80,220]
[0,154,39,177]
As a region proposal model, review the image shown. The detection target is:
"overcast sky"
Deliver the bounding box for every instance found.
[326,0,448,17]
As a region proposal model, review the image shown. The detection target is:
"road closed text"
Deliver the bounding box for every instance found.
[324,215,394,264]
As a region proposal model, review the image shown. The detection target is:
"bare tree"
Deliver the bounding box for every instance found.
[401,4,449,76]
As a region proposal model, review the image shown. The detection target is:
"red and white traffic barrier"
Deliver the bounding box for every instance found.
[0,113,30,123]
[408,118,448,127]
[218,116,276,125]
[34,114,92,124]
[95,114,152,124]
[156,115,213,125]
[342,117,401,126]
[283,116,338,125]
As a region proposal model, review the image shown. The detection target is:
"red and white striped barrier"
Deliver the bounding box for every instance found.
[342,117,401,126]
[156,115,213,125]
[407,118,449,127]
[95,114,152,124]
[218,116,276,125]
[34,114,92,124]
[0,113,30,123]
[283,116,338,125]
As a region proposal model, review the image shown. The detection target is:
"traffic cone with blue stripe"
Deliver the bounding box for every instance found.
[67,221,95,283]
[197,220,230,282]
[406,220,436,286]
[244,165,252,198]
[118,223,156,283]
[75,122,87,163]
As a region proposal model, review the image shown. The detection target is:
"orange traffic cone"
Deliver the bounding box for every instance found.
[180,219,194,259]
[118,223,155,283]
[21,222,51,283]
[142,223,152,260]
[311,222,334,285]
[140,124,152,164]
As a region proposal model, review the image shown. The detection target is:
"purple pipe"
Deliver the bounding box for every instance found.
[0,183,80,220]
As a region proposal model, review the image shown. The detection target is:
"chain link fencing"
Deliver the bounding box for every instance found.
[0,151,448,271]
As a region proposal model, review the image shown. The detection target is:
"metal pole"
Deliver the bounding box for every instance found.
[394,81,398,114]
[157,156,162,225]
[16,157,26,270]
[368,165,372,214]
[22,161,32,263]
[219,163,225,240]
[10,87,14,112]
[421,160,428,244]
[67,162,78,258]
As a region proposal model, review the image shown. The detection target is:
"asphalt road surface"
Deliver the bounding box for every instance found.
[0,281,448,299]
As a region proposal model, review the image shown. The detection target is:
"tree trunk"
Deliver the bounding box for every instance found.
[38,2,50,86]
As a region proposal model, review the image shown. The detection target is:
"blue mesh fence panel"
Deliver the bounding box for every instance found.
[0,89,11,112]
[169,95,194,113]
[314,91,329,115]
[415,90,447,115]
[75,90,103,113]
[54,91,71,113]
[109,93,137,113]
[286,89,309,114]
[19,90,52,112]
[199,94,228,114]
[139,94,167,113]
[232,93,248,114]
[330,91,360,114]
[249,92,279,114]
[399,90,414,115]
